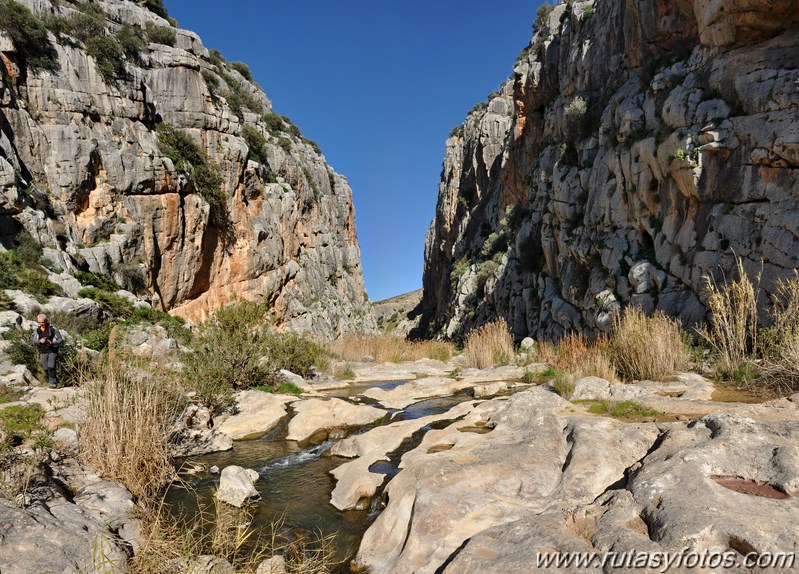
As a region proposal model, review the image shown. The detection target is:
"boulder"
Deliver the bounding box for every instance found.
[286,398,386,443]
[171,404,234,456]
[217,390,296,440]
[215,465,261,508]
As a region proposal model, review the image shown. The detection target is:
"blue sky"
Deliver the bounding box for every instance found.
[164,1,541,302]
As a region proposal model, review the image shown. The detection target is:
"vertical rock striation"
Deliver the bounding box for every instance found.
[419,0,799,341]
[0,0,375,337]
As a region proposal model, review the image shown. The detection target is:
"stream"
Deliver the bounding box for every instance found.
[165,381,477,570]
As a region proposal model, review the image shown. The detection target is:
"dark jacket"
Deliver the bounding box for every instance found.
[33,324,63,353]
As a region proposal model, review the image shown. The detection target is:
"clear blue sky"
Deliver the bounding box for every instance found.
[164,1,541,302]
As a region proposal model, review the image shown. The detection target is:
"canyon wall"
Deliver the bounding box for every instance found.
[419,0,799,341]
[0,0,375,337]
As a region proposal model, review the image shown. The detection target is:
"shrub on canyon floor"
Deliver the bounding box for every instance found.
[696,257,760,384]
[78,355,184,506]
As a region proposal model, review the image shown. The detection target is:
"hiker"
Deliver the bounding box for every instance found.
[33,313,63,388]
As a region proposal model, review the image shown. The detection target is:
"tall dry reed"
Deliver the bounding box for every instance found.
[760,273,799,393]
[327,333,454,363]
[696,257,759,374]
[78,357,184,506]
[609,306,688,381]
[464,319,515,368]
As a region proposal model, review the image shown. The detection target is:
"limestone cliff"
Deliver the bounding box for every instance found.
[420,0,799,340]
[0,0,375,337]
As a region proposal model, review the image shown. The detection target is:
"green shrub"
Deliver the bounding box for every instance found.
[74,270,122,291]
[81,322,114,351]
[142,0,169,19]
[0,403,45,441]
[181,299,279,411]
[85,35,126,80]
[261,112,284,134]
[144,20,176,46]
[264,332,329,378]
[242,124,269,164]
[0,0,58,71]
[202,69,219,90]
[254,381,303,395]
[2,328,39,375]
[15,230,43,267]
[78,287,135,318]
[230,61,252,81]
[278,137,292,153]
[116,22,145,61]
[0,251,61,301]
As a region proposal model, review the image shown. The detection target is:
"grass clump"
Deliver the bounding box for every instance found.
[464,319,514,368]
[78,356,184,506]
[131,503,336,574]
[74,269,122,291]
[696,257,760,384]
[609,306,689,381]
[253,381,303,396]
[539,333,617,382]
[552,372,575,399]
[333,364,355,380]
[585,399,660,419]
[78,287,135,318]
[0,403,45,442]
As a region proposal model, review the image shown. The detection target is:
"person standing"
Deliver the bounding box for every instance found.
[33,314,63,388]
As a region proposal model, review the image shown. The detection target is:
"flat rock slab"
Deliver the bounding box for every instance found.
[217,390,298,440]
[286,398,386,443]
[351,358,454,383]
[329,400,479,510]
[355,384,799,574]
[362,365,535,409]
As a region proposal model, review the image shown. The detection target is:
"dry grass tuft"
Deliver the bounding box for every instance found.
[78,356,184,506]
[696,257,759,376]
[609,306,688,381]
[760,273,799,394]
[327,333,454,364]
[130,499,336,574]
[464,319,515,368]
[539,333,617,382]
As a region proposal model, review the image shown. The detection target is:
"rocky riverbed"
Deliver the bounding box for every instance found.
[2,353,798,573]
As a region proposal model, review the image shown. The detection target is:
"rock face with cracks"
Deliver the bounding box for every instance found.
[0,0,375,338]
[354,387,799,574]
[418,0,799,341]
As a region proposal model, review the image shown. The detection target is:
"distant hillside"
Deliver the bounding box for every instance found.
[373,289,423,335]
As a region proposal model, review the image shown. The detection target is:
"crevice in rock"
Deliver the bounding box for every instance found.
[434,536,471,574]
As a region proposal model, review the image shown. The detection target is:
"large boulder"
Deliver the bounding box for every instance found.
[214,465,261,508]
[286,398,386,443]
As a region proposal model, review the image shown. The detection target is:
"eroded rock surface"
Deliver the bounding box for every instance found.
[418,0,799,341]
[354,385,799,574]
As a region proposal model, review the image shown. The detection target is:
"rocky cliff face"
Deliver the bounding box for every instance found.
[420,0,799,341]
[0,0,375,337]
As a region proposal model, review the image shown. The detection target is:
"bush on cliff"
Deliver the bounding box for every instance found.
[0,0,58,71]
[156,122,228,230]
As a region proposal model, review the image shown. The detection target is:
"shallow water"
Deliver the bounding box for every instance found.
[166,383,476,569]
